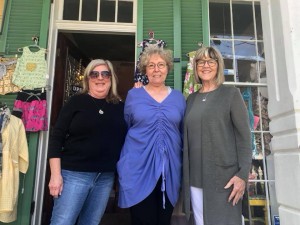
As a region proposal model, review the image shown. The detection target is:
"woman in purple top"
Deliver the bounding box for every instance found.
[117,45,186,225]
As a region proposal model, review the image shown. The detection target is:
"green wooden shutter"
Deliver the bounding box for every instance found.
[181,0,207,91]
[181,0,203,59]
[142,0,174,87]
[6,0,43,55]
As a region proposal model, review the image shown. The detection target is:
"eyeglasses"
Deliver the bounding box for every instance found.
[147,62,166,70]
[196,59,218,67]
[89,71,111,79]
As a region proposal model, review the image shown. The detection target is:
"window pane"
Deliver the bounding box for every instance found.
[259,90,269,132]
[232,1,255,39]
[63,0,80,20]
[257,42,264,59]
[264,133,272,156]
[237,60,257,82]
[255,3,263,40]
[82,0,98,21]
[209,1,231,38]
[224,58,234,82]
[118,1,133,23]
[100,0,116,22]
[234,41,256,60]
[210,40,233,58]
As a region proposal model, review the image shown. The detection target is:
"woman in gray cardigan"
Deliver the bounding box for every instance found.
[183,46,252,225]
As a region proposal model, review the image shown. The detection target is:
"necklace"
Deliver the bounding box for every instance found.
[200,85,217,101]
[202,93,209,101]
[90,96,106,115]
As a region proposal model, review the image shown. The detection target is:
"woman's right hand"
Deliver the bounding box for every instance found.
[134,81,143,88]
[48,158,63,198]
[49,173,63,198]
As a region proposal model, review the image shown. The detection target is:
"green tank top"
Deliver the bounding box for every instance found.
[12,47,47,89]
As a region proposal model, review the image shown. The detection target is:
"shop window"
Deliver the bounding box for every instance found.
[118,1,133,23]
[209,1,277,225]
[63,0,80,20]
[82,0,98,21]
[63,0,134,23]
[64,55,85,102]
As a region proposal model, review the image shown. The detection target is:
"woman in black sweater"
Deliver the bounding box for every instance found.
[48,59,127,225]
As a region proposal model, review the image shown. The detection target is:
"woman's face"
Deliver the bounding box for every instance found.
[88,64,111,98]
[146,54,168,86]
[196,56,218,83]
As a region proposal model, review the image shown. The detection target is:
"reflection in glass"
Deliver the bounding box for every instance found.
[82,0,98,21]
[118,1,133,23]
[260,92,269,131]
[100,0,116,22]
[237,60,257,82]
[257,42,265,58]
[63,0,80,20]
[255,3,263,40]
[264,133,272,156]
[234,41,256,60]
[210,40,233,58]
[209,1,231,38]
[232,1,255,39]
[223,58,234,82]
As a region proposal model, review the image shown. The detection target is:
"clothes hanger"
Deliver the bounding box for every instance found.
[17,36,47,53]
[137,30,159,46]
[186,42,204,57]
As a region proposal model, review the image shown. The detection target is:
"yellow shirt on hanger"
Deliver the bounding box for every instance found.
[0,115,29,223]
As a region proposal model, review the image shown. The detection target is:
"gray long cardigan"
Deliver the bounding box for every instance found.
[183,85,252,225]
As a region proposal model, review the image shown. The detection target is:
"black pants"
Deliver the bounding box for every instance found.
[130,177,174,225]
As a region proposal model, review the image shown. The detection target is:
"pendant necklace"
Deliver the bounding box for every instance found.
[202,93,209,101]
[90,95,106,115]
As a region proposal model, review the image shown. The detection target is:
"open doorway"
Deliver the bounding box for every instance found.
[41,31,135,225]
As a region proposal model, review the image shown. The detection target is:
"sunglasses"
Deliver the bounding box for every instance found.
[89,71,111,79]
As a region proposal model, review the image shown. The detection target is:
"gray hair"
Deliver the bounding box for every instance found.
[138,45,173,75]
[193,46,225,86]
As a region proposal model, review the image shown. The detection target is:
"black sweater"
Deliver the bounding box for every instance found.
[48,94,127,172]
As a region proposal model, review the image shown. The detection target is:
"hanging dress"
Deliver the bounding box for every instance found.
[12,46,48,89]
[12,90,48,132]
[183,51,200,98]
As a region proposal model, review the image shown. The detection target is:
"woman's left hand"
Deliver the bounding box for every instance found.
[224,175,246,206]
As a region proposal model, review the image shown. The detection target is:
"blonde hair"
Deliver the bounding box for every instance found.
[193,46,225,86]
[138,45,173,74]
[81,59,121,103]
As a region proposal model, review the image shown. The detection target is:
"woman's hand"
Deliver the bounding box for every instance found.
[134,81,143,88]
[49,158,63,198]
[49,173,63,198]
[224,175,246,206]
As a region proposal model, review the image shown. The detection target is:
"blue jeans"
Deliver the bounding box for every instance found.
[50,169,115,225]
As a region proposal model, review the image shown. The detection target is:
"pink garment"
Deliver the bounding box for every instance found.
[253,115,260,130]
[13,91,48,132]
